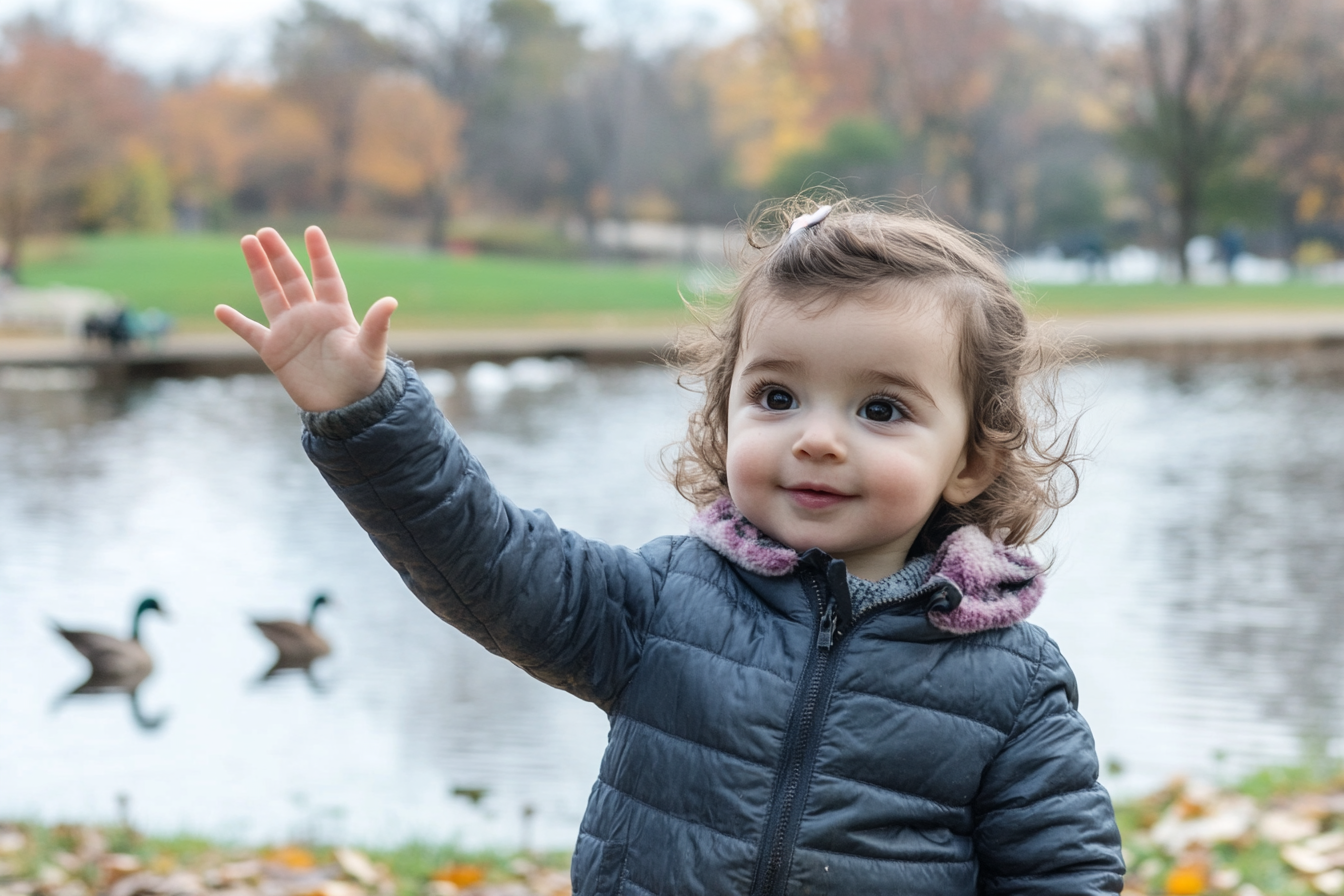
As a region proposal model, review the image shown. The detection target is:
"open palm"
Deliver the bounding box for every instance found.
[216,226,397,412]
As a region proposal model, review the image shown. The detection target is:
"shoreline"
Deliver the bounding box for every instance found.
[4,763,1343,895]
[2,310,1344,379]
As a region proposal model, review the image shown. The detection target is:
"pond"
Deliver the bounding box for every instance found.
[1,352,1343,851]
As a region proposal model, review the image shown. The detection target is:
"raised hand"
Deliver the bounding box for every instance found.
[216,226,397,412]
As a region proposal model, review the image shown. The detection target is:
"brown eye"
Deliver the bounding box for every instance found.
[764,389,794,411]
[860,399,900,422]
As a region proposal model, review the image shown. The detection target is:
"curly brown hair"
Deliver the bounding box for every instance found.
[668,196,1081,550]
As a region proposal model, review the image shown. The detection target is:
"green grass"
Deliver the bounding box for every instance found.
[1,819,569,895]
[18,233,698,331]
[1022,281,1344,314]
[15,233,1344,332]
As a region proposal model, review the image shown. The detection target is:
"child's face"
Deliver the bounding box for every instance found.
[725,292,992,581]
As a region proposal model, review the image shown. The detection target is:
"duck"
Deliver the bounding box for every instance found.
[54,595,166,692]
[253,593,332,672]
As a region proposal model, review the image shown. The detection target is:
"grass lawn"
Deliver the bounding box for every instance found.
[14,232,1344,331]
[17,233,699,332]
[1022,281,1344,315]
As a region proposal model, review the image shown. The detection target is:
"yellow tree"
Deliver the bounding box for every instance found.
[158,79,328,218]
[346,71,465,248]
[697,0,830,189]
[818,0,1010,223]
[1116,0,1289,279]
[0,19,144,276]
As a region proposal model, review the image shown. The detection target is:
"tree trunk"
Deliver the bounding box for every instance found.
[1176,168,1199,282]
[1,193,24,281]
[425,182,450,252]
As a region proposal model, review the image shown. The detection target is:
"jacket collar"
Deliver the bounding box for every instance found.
[689,495,1044,635]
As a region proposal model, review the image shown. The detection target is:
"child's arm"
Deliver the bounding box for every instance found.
[973,638,1126,893]
[218,226,663,708]
[215,226,398,412]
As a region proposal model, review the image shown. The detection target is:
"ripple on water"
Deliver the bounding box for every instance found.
[1,357,1341,845]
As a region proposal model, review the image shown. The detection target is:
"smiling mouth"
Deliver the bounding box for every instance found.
[784,486,854,510]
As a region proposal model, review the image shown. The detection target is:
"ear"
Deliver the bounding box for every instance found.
[942,443,1000,507]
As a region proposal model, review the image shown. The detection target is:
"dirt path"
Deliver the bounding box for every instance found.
[2,310,1344,373]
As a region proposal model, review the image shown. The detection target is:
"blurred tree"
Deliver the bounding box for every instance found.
[77,138,173,233]
[396,0,736,256]
[698,0,829,190]
[1242,0,1344,256]
[808,0,1113,248]
[821,0,1006,220]
[766,117,903,198]
[469,0,585,214]
[1115,0,1286,280]
[0,18,145,276]
[347,71,465,248]
[158,79,328,219]
[272,1,403,212]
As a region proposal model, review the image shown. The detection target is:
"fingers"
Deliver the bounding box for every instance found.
[240,234,291,322]
[255,227,316,307]
[358,296,398,357]
[305,226,349,306]
[214,304,270,353]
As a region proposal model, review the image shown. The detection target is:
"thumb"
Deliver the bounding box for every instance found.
[358,296,398,357]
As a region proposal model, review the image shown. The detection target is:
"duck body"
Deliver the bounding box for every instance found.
[253,593,331,668]
[54,596,164,692]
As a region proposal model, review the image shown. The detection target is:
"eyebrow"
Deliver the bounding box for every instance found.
[738,358,940,410]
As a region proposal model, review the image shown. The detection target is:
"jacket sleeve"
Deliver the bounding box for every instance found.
[972,635,1126,894]
[301,363,666,711]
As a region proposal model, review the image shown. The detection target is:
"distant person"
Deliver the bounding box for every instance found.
[215,198,1124,894]
[1220,225,1245,282]
[1081,232,1108,281]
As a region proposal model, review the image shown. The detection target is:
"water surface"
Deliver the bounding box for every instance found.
[2,352,1342,849]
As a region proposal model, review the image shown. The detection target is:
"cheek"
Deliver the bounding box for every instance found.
[725,421,775,499]
[861,450,952,522]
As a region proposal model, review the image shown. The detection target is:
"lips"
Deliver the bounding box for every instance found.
[783,484,854,510]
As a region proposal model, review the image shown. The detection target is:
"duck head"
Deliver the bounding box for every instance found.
[307,593,331,627]
[131,595,166,640]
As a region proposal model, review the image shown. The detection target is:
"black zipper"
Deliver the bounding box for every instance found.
[749,569,843,896]
[748,570,951,896]
[854,579,943,621]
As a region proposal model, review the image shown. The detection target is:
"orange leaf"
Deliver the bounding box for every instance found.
[266,846,317,870]
[1164,864,1207,895]
[430,864,485,887]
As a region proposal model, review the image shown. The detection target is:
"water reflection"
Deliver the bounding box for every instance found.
[51,596,169,731]
[55,685,169,732]
[2,352,1343,846]
[1149,359,1344,749]
[252,593,334,687]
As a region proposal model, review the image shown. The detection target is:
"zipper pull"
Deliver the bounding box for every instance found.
[817,600,836,649]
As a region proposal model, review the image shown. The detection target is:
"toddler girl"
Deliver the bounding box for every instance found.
[216,199,1125,894]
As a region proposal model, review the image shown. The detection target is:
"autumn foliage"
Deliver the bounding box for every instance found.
[4,0,1344,276]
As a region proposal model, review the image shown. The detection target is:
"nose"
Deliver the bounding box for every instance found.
[792,410,847,462]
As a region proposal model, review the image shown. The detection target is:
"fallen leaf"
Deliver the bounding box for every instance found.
[429,866,484,887]
[296,881,364,896]
[0,830,27,855]
[99,855,143,887]
[264,848,316,871]
[1165,864,1207,895]
[1284,843,1333,875]
[333,850,379,888]
[1315,870,1344,896]
[1311,870,1344,896]
[1260,810,1321,844]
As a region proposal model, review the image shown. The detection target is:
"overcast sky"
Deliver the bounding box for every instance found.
[0,0,1139,80]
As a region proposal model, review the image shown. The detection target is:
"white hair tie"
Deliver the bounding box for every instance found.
[788,204,833,236]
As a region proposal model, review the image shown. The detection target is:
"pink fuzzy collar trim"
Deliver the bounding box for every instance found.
[689,496,1044,634]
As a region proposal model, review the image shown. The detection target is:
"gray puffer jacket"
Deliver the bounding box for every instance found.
[303,362,1125,895]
